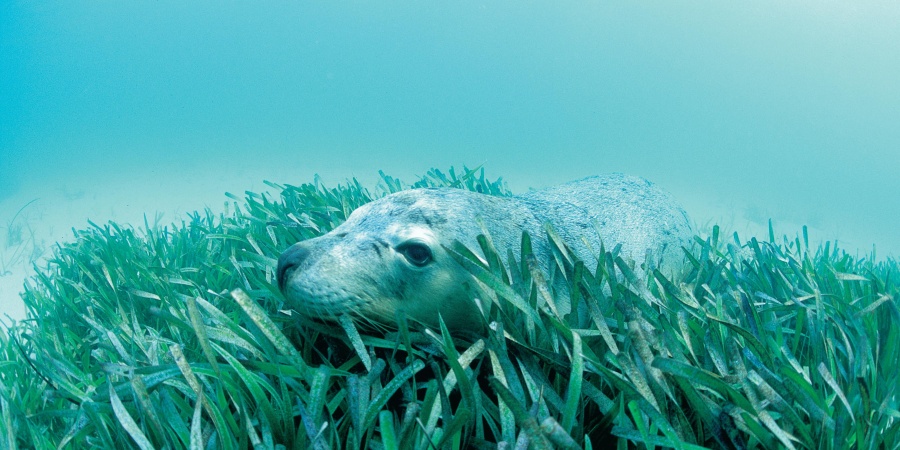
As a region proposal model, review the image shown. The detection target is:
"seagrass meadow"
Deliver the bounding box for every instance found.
[1,168,898,449]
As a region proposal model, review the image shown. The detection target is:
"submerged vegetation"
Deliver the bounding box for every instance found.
[0,199,45,277]
[0,167,898,449]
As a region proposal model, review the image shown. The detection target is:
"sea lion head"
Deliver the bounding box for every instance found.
[276,188,491,331]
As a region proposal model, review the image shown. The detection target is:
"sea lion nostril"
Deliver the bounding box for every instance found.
[276,244,311,292]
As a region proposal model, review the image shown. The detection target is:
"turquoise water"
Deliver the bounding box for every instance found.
[2,1,899,256]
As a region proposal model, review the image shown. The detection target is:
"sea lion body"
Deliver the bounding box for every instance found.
[276,173,693,330]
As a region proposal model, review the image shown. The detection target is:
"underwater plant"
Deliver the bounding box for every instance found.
[0,167,897,449]
[0,199,44,277]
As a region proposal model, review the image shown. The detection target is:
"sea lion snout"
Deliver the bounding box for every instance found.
[276,243,311,292]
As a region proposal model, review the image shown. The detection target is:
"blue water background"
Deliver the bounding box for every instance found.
[2,1,899,255]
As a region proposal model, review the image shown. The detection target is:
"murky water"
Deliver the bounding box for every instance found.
[2,1,899,321]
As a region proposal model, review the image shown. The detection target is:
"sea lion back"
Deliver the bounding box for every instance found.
[516,173,693,276]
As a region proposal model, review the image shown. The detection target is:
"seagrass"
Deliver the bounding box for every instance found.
[1,167,897,449]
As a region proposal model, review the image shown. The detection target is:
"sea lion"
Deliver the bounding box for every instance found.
[276,173,693,331]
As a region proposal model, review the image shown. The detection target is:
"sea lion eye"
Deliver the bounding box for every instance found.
[398,242,432,267]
